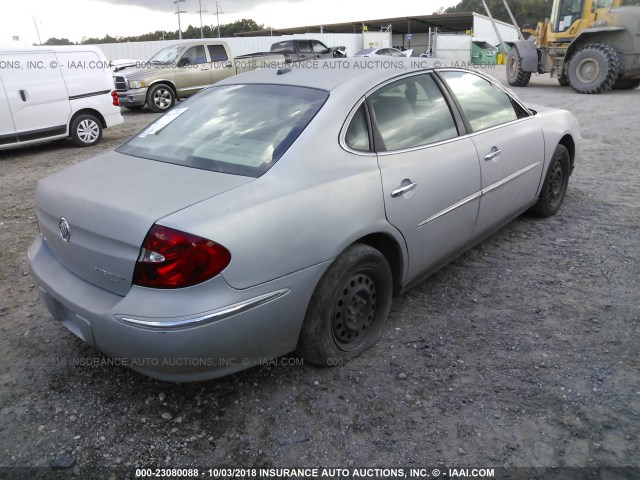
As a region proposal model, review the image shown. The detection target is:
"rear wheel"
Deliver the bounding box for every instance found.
[70,114,102,147]
[297,244,393,367]
[506,47,532,87]
[568,43,620,94]
[531,145,570,217]
[146,84,175,112]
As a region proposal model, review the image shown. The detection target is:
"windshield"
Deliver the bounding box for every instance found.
[354,49,376,56]
[148,46,183,64]
[117,84,329,177]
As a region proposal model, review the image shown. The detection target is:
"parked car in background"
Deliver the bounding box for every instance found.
[0,46,122,149]
[29,59,580,381]
[353,47,412,58]
[113,41,284,112]
[270,39,334,63]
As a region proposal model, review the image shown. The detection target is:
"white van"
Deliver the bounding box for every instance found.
[0,45,123,149]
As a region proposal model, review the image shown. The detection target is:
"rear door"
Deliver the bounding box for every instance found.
[208,44,236,81]
[0,75,17,146]
[358,72,481,280]
[438,70,544,235]
[0,51,71,141]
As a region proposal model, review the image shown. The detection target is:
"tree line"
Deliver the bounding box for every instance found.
[42,19,265,45]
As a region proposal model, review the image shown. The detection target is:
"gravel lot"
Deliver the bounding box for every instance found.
[0,67,638,479]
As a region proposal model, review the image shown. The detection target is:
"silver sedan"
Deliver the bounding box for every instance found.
[29,58,580,381]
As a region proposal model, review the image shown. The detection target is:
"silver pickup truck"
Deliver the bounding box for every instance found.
[114,41,284,112]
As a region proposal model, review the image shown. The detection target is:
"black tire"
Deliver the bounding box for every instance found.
[558,74,570,86]
[297,244,393,367]
[568,43,620,94]
[70,114,102,147]
[612,78,640,90]
[506,47,532,87]
[531,145,570,217]
[146,84,175,112]
[124,105,144,110]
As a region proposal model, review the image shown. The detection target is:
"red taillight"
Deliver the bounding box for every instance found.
[111,90,119,106]
[132,225,231,289]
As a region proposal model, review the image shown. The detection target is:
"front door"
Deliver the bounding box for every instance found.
[438,70,544,235]
[175,45,212,95]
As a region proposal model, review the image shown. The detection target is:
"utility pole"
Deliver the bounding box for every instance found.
[198,0,208,39]
[215,2,223,38]
[32,15,42,45]
[174,0,186,40]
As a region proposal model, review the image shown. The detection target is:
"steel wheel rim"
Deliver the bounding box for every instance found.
[576,58,600,84]
[332,271,377,351]
[77,119,99,143]
[153,88,172,109]
[548,157,565,206]
[508,55,517,76]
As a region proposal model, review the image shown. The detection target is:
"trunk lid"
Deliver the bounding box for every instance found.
[35,151,252,296]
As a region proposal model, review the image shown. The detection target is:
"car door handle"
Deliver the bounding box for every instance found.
[484,147,502,161]
[19,90,28,101]
[391,181,418,198]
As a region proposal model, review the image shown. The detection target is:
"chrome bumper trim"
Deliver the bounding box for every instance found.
[116,288,290,330]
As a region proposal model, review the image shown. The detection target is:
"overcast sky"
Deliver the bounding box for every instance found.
[3,0,459,45]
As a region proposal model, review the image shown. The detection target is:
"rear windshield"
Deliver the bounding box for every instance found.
[118,84,328,177]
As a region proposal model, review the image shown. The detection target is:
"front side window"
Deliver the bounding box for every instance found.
[369,73,459,151]
[181,46,206,65]
[118,85,328,177]
[312,41,329,54]
[439,71,522,131]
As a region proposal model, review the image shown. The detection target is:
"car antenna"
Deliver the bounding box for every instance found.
[277,68,292,75]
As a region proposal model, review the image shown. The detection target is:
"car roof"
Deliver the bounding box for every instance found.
[217,57,445,94]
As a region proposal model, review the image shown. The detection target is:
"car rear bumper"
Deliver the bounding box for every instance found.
[28,235,326,382]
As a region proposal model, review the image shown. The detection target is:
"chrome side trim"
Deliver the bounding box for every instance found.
[116,288,290,330]
[481,162,541,196]
[417,162,541,227]
[418,191,481,227]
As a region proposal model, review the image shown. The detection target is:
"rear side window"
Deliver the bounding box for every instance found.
[345,103,371,152]
[297,41,313,54]
[118,85,328,177]
[439,71,523,131]
[207,44,228,62]
[369,73,459,151]
[271,41,294,53]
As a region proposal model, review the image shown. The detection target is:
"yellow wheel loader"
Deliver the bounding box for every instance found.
[505,0,640,93]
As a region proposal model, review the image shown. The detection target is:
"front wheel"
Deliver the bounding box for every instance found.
[146,84,175,112]
[297,244,393,366]
[70,114,102,147]
[531,145,570,217]
[506,47,532,87]
[612,78,640,90]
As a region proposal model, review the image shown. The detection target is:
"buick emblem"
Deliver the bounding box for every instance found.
[59,217,71,242]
